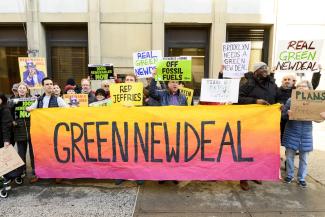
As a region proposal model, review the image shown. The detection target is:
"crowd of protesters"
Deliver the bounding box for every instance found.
[0,61,324,193]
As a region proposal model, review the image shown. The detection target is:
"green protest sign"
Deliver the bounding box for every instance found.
[14,99,36,119]
[88,64,114,80]
[156,59,192,81]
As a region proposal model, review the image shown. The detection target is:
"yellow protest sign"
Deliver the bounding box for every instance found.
[110,82,143,106]
[179,87,194,106]
[63,94,89,107]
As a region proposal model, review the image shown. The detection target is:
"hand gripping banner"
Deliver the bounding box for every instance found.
[30,105,281,180]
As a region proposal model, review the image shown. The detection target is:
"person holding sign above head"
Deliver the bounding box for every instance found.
[238,62,280,191]
[64,85,76,94]
[282,80,322,188]
[26,77,68,183]
[149,69,187,106]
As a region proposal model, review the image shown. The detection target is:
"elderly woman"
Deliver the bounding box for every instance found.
[282,80,318,188]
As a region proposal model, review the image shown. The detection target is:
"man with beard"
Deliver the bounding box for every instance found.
[238,62,280,191]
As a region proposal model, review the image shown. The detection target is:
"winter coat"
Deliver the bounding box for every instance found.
[238,74,279,105]
[281,98,313,152]
[0,105,13,146]
[277,87,293,105]
[149,79,187,106]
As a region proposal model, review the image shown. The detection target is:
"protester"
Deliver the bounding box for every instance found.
[81,78,96,104]
[10,83,20,99]
[26,77,68,183]
[53,83,62,97]
[64,85,76,94]
[101,80,110,98]
[94,88,106,102]
[0,93,14,187]
[149,69,186,185]
[114,74,144,186]
[149,70,187,106]
[143,77,161,106]
[0,93,12,148]
[10,83,34,183]
[66,78,81,93]
[282,80,321,188]
[237,62,279,190]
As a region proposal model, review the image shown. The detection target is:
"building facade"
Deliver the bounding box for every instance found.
[0,0,324,94]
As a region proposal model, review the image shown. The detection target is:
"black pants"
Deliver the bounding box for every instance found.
[17,139,35,175]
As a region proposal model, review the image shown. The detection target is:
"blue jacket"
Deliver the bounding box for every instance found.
[149,79,187,106]
[281,98,313,152]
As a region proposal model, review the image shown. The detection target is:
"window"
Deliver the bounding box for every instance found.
[46,25,88,90]
[165,26,210,97]
[0,26,27,94]
[226,25,270,70]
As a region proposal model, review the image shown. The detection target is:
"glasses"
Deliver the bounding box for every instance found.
[103,85,109,87]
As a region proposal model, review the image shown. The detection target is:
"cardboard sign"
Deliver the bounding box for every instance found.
[133,50,162,78]
[63,94,89,107]
[156,57,192,81]
[89,99,113,107]
[0,145,25,176]
[13,98,36,119]
[200,79,240,103]
[30,104,280,180]
[179,87,194,106]
[88,64,114,80]
[18,57,47,88]
[222,41,251,78]
[275,40,323,73]
[290,90,325,121]
[110,82,143,106]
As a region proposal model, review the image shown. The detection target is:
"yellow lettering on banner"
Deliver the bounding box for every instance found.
[110,82,143,106]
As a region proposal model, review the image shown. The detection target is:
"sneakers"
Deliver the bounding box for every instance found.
[298,180,307,188]
[284,177,294,184]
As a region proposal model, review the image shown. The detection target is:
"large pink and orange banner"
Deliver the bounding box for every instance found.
[30,105,281,180]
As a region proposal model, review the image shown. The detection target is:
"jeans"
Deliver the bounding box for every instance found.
[286,148,309,181]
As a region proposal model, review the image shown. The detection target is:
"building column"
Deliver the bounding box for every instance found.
[211,0,227,78]
[152,0,164,52]
[26,0,46,58]
[88,0,101,64]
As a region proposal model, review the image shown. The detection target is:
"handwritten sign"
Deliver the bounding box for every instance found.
[63,94,88,107]
[179,87,194,106]
[0,146,25,176]
[133,50,162,78]
[88,64,114,80]
[222,41,251,78]
[290,90,325,121]
[275,40,323,73]
[110,82,143,106]
[156,57,192,81]
[200,79,240,103]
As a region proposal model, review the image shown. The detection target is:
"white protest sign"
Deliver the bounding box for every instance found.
[275,40,323,73]
[133,50,162,78]
[222,41,251,78]
[0,145,25,176]
[200,79,240,103]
